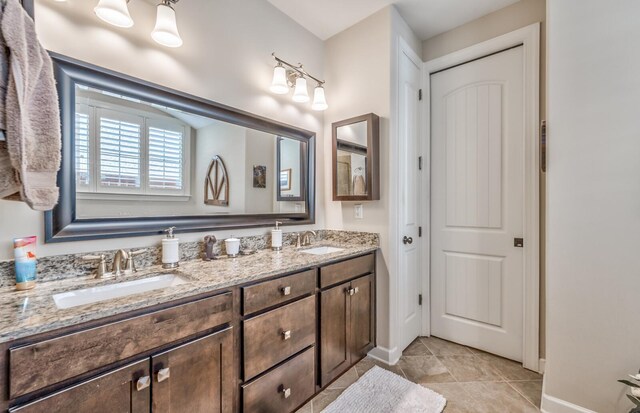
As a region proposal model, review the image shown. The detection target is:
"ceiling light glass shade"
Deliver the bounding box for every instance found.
[292,77,309,103]
[151,3,183,48]
[94,0,134,28]
[312,85,328,111]
[270,65,289,94]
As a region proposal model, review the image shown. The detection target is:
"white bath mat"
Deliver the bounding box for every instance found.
[322,365,447,413]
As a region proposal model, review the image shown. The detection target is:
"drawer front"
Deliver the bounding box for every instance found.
[9,292,232,399]
[242,346,315,413]
[242,269,316,315]
[320,253,375,288]
[243,295,316,380]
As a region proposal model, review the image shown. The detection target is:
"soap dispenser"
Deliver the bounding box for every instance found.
[271,221,283,251]
[162,226,180,268]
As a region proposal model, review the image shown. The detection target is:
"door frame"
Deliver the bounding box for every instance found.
[421,23,541,371]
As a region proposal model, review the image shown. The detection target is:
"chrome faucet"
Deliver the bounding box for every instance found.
[112,249,130,276]
[301,230,316,247]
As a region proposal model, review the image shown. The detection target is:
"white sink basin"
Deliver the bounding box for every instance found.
[53,273,189,309]
[300,246,344,255]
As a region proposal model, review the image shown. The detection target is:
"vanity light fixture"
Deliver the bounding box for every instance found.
[151,0,183,48]
[270,53,328,111]
[93,0,183,48]
[94,0,134,28]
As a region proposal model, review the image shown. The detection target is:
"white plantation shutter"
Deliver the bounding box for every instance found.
[97,109,142,189]
[75,105,90,188]
[148,123,184,190]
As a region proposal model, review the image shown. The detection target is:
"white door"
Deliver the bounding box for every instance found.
[398,45,422,351]
[430,46,525,361]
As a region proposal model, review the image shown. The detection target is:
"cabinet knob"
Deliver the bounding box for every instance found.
[282,330,292,340]
[281,387,292,399]
[281,286,291,296]
[157,367,171,383]
[346,287,355,296]
[136,376,151,391]
[354,287,359,294]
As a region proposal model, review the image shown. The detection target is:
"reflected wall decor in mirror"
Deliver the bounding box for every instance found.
[332,113,379,201]
[46,54,315,242]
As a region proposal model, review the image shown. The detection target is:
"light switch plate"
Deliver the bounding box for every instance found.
[354,204,364,219]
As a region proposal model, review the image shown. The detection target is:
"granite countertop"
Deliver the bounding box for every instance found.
[0,242,377,344]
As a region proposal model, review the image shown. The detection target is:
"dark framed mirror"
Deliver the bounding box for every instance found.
[45,54,315,242]
[332,113,380,201]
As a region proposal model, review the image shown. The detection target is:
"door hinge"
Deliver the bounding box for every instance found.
[418,226,422,237]
[418,294,423,306]
[418,89,423,101]
[418,156,422,170]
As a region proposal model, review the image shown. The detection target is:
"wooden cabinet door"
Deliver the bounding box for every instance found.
[151,328,233,413]
[350,274,375,361]
[11,360,150,413]
[320,281,351,387]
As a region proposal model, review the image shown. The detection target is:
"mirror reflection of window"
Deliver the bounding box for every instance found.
[73,84,306,219]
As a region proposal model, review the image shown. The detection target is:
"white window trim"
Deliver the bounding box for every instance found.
[76,91,192,201]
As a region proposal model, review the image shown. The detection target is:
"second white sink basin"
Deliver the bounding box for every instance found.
[53,273,189,309]
[300,246,344,255]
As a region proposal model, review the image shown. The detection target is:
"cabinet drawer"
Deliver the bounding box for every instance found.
[9,292,232,399]
[320,253,374,288]
[243,295,316,380]
[242,269,316,315]
[242,346,315,413]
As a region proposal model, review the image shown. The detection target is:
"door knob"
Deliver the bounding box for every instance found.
[403,236,413,245]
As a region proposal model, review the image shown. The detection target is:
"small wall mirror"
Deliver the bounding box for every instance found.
[332,113,379,201]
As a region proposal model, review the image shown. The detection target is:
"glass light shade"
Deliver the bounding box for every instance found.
[151,4,183,48]
[292,77,310,103]
[270,65,289,94]
[94,0,134,28]
[311,86,328,111]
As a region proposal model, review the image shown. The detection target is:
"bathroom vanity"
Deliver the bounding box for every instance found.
[0,245,376,413]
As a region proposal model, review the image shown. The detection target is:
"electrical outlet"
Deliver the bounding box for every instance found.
[354,204,364,219]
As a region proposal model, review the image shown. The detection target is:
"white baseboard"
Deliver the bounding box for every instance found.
[539,358,546,374]
[541,392,598,413]
[368,346,402,365]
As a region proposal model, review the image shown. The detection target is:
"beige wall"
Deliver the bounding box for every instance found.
[422,0,547,359]
[0,0,325,260]
[545,2,640,411]
[324,6,421,358]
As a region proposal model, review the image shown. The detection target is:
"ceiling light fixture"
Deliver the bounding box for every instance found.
[93,0,183,48]
[270,52,328,111]
[94,0,134,28]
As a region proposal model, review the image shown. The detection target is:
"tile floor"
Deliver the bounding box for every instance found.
[296,336,542,413]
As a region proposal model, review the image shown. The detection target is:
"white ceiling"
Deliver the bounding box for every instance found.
[266,0,521,41]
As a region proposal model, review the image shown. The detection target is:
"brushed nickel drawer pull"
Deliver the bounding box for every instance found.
[157,367,171,383]
[281,286,291,296]
[282,330,291,340]
[282,387,292,398]
[136,376,151,391]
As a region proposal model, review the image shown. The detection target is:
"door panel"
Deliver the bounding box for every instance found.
[320,281,351,387]
[398,47,422,351]
[350,275,374,360]
[11,360,150,413]
[151,328,233,413]
[430,46,525,361]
